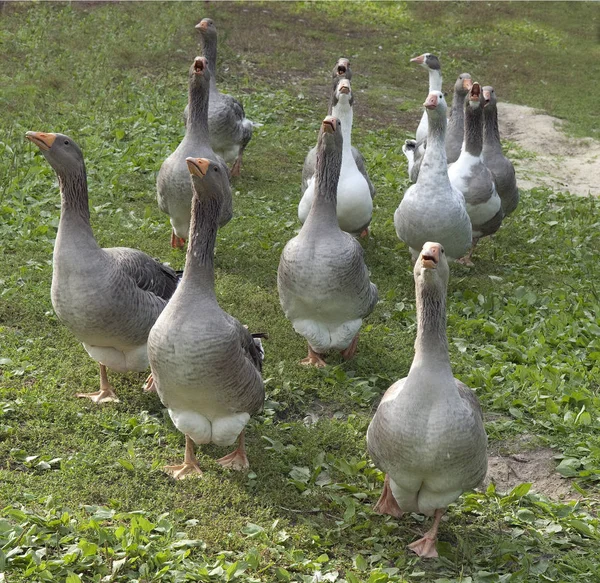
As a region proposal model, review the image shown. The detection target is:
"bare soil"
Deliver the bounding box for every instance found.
[498,102,600,197]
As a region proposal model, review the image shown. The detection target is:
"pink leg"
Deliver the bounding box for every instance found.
[340,334,359,360]
[300,345,327,368]
[230,153,242,177]
[359,228,369,238]
[164,434,203,479]
[457,237,480,267]
[374,474,403,518]
[217,431,249,470]
[143,373,156,393]
[76,364,120,403]
[407,508,445,558]
[171,230,186,249]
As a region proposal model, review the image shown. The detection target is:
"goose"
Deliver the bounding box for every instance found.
[190,18,256,177]
[148,157,265,478]
[403,73,472,182]
[299,79,374,237]
[158,56,232,249]
[411,53,442,143]
[25,131,179,403]
[448,82,503,265]
[367,242,487,558]
[328,57,352,113]
[482,86,519,216]
[395,92,472,262]
[279,116,378,367]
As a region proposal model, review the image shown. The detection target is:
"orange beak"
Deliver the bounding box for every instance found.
[25,131,56,151]
[469,82,481,101]
[322,116,337,134]
[196,20,209,31]
[420,242,441,268]
[338,80,350,94]
[186,157,210,177]
[423,93,438,110]
[410,54,425,64]
[193,57,206,74]
[463,77,473,91]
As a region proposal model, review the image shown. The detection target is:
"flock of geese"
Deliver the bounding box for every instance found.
[24,18,521,558]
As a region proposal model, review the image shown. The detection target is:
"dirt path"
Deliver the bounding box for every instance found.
[498,102,600,197]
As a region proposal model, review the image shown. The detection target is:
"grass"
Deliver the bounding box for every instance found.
[1,1,600,581]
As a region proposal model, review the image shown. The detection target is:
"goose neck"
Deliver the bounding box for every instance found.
[419,113,449,179]
[183,192,220,297]
[331,101,354,155]
[464,104,483,156]
[305,142,342,228]
[187,79,210,136]
[201,38,218,90]
[429,69,443,92]
[483,105,502,150]
[56,167,97,245]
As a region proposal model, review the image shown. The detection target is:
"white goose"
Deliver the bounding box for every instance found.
[299,79,374,237]
[412,53,442,142]
[367,242,487,558]
[279,116,378,367]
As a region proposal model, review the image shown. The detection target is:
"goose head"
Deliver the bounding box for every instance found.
[454,73,473,98]
[410,52,441,72]
[186,157,224,198]
[467,82,484,110]
[320,115,343,149]
[423,90,447,121]
[189,56,211,85]
[332,78,354,108]
[25,132,84,176]
[482,85,497,109]
[332,57,352,81]
[414,242,449,291]
[195,17,216,38]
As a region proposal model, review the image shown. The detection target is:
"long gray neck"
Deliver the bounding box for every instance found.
[464,102,483,156]
[305,140,341,229]
[201,36,218,90]
[419,112,450,184]
[483,104,502,152]
[413,280,451,369]
[187,78,210,137]
[183,190,220,299]
[429,68,443,92]
[57,165,91,222]
[450,89,466,121]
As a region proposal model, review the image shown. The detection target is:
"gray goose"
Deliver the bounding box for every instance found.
[395,92,472,262]
[482,86,519,216]
[148,157,265,478]
[25,131,178,403]
[367,242,487,558]
[448,82,503,265]
[158,56,232,249]
[403,73,473,182]
[278,116,378,367]
[194,18,256,177]
[328,57,352,113]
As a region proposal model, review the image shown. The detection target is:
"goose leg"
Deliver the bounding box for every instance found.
[76,364,120,403]
[143,373,157,393]
[359,228,369,238]
[164,434,203,479]
[170,230,186,249]
[374,474,403,518]
[340,333,359,360]
[457,237,479,267]
[300,345,327,368]
[230,153,243,177]
[217,431,249,470]
[407,508,444,558]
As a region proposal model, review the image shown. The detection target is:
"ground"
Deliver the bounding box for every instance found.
[1,2,599,583]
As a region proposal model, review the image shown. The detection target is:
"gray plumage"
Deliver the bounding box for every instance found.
[149,157,264,458]
[328,57,352,114]
[367,242,487,552]
[448,83,503,240]
[158,57,232,244]
[279,117,378,357]
[25,131,178,401]
[395,92,472,261]
[482,86,519,216]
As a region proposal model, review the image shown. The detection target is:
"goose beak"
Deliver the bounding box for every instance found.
[25,131,56,151]
[186,157,210,177]
[338,81,350,95]
[483,90,491,103]
[469,82,481,102]
[463,77,473,91]
[336,58,350,75]
[196,20,209,31]
[420,242,441,269]
[322,116,337,134]
[410,54,425,64]
[193,57,206,74]
[424,93,438,109]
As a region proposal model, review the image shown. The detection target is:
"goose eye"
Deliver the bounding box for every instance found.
[64,140,70,145]
[213,167,218,172]
[441,249,445,254]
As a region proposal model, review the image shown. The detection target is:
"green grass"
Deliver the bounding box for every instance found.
[1,1,600,582]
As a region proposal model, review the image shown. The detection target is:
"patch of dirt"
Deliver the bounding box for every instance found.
[498,102,600,197]
[485,446,579,501]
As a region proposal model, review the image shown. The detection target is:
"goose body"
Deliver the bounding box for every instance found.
[367,242,487,558]
[395,92,472,261]
[299,79,374,236]
[280,117,378,367]
[448,82,503,261]
[149,157,264,477]
[158,57,231,248]
[26,131,178,403]
[482,86,519,216]
[412,53,442,143]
